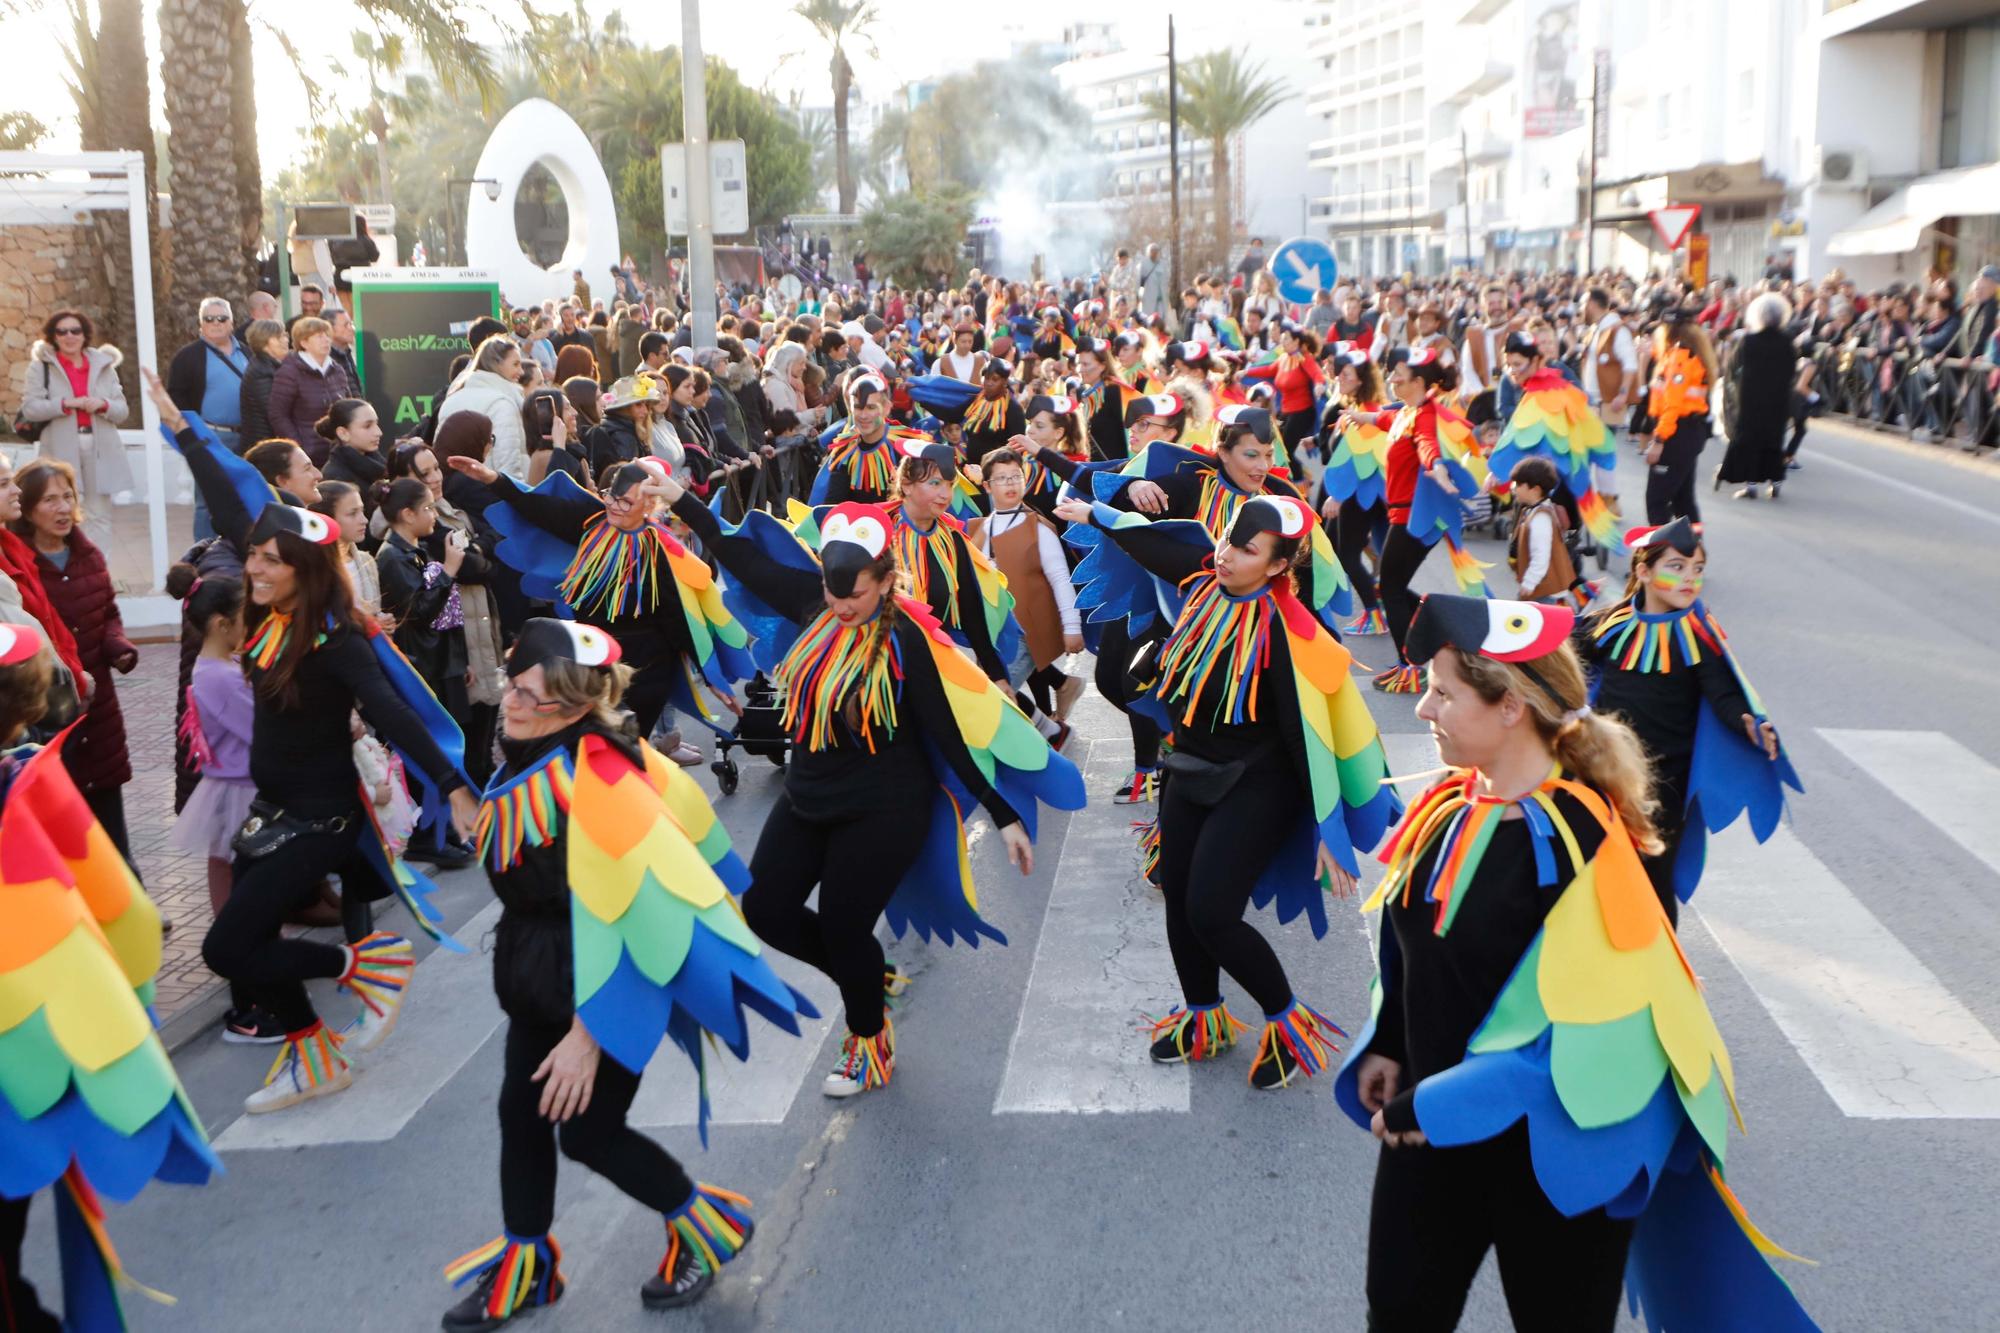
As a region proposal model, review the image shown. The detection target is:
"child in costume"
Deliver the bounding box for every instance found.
[660,474,1084,1098]
[1505,456,1595,611]
[439,620,818,1329]
[1053,492,1398,1089]
[969,448,1084,733]
[1574,517,1799,917]
[1636,314,1719,526]
[0,622,221,1333]
[1335,593,1817,1332]
[167,572,274,1041]
[878,436,1024,683]
[810,374,932,506]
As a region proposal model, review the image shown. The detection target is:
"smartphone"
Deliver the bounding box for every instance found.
[534,395,555,432]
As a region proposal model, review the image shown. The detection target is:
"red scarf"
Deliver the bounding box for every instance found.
[0,528,85,682]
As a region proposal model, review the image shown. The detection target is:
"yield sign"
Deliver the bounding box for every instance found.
[1648,204,1701,249]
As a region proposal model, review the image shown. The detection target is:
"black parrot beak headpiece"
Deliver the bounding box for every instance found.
[1624,516,1702,556]
[247,502,340,548]
[892,433,959,473]
[1216,404,1274,444]
[507,618,624,679]
[818,502,893,598]
[1404,594,1575,667]
[1226,495,1312,550]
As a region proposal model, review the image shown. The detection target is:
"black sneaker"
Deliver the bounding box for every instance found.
[441,1266,564,1331]
[220,1006,287,1045]
[1249,1035,1302,1091]
[640,1220,754,1311]
[407,837,475,869]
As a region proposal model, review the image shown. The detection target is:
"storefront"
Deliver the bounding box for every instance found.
[1589,161,1786,281]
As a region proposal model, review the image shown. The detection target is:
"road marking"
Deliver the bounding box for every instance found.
[1818,729,2000,875]
[994,734,1190,1114]
[1692,822,2000,1119]
[215,901,508,1150]
[1806,449,2000,528]
[626,956,840,1128]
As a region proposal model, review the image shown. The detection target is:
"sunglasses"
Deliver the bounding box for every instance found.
[201,314,232,324]
[54,326,84,336]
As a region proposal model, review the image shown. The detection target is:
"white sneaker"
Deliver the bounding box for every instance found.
[342,1004,398,1057]
[244,1026,351,1114]
[821,1028,893,1098]
[337,933,413,1056]
[822,1048,869,1098]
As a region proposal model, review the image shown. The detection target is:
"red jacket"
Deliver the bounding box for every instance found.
[34,529,134,791]
[0,527,85,684]
[1243,354,1325,415]
[1369,402,1443,524]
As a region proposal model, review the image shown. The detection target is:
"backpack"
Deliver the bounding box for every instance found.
[10,363,50,444]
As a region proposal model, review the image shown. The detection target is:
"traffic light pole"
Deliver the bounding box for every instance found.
[682,0,718,348]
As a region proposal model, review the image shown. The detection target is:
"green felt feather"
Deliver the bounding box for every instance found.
[1550,1008,1672,1129]
[570,906,626,1001]
[986,708,1051,772]
[1676,1058,1732,1162]
[75,1041,178,1136]
[0,1010,70,1119]
[1469,936,1549,1054]
[692,896,760,955]
[600,869,698,985]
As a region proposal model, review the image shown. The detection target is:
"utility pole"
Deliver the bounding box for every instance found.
[1168,16,1182,302]
[1584,55,1601,273]
[1459,129,1474,272]
[1404,159,1415,276]
[682,0,718,348]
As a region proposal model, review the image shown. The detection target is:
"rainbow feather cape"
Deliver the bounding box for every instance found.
[1402,402,1492,595]
[0,738,219,1326]
[1584,599,1803,902]
[1321,409,1391,510]
[1070,504,1399,931]
[1490,370,1623,553]
[360,619,475,858]
[1335,771,1817,1329]
[565,733,813,1142]
[808,425,931,504]
[1082,444,1352,630]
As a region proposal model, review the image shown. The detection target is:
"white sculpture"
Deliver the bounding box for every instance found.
[465,99,622,308]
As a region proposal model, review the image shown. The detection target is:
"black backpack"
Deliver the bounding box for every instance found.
[10,363,50,444]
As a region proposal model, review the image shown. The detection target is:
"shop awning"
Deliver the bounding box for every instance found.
[1828,162,2000,257]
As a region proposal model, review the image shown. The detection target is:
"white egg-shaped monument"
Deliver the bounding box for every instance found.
[465,99,621,308]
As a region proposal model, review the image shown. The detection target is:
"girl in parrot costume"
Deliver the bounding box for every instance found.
[1053,490,1398,1089]
[1574,518,1801,919]
[1333,592,1818,1332]
[658,474,1085,1099]
[1,623,221,1333]
[1486,328,1624,558]
[1314,344,1393,636]
[439,620,819,1329]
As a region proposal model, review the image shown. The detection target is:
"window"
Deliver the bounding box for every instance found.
[1942,18,2000,169]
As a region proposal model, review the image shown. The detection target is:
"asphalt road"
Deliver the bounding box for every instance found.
[24,421,2000,1332]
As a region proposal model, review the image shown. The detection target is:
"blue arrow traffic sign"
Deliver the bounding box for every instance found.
[1270,236,1338,305]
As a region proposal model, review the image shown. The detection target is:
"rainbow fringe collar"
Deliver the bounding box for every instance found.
[1156,575,1275,728]
[560,515,683,621]
[775,608,904,752]
[475,745,576,873]
[1589,598,1721,675]
[1367,766,1580,936]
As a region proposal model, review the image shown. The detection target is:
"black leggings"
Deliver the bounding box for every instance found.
[1366,1126,1634,1332]
[1026,664,1067,716]
[497,1016,693,1238]
[0,1195,59,1333]
[201,818,379,1032]
[1094,621,1162,771]
[1376,526,1435,663]
[1644,417,1708,527]
[1640,753,1690,927]
[1157,752,1303,1015]
[1334,498,1385,612]
[1280,408,1318,455]
[741,790,930,1038]
[622,658,683,741]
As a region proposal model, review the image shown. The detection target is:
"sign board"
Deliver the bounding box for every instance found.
[1270,236,1338,305]
[1687,233,1711,287]
[347,269,503,434]
[661,140,749,236]
[1523,0,1584,138]
[1648,204,1701,249]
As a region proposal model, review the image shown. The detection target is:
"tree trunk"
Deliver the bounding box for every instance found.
[161,0,258,318]
[1212,136,1232,279]
[227,0,263,291]
[833,51,855,214]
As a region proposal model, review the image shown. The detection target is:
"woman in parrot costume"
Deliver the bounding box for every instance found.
[657,474,1084,1099]
[1314,344,1393,636]
[1329,348,1492,695]
[439,620,819,1330]
[1574,518,1801,919]
[1,623,221,1333]
[444,454,756,750]
[809,373,934,506]
[1334,593,1818,1332]
[1053,492,1400,1090]
[1486,328,1624,556]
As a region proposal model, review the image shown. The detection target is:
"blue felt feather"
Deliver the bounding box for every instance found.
[161,412,275,526]
[0,1084,219,1203]
[1405,455,1481,548]
[484,471,598,606]
[710,507,824,671]
[904,373,981,416]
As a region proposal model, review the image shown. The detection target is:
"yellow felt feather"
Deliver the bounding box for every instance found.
[567,746,727,922]
[0,924,156,1075]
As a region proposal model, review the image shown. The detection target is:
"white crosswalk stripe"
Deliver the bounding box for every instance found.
[626,957,840,1128]
[1817,728,2000,876]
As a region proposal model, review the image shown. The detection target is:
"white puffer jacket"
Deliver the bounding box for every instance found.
[436,369,528,481]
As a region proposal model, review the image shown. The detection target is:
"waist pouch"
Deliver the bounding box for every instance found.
[231,800,353,860]
[1161,739,1280,807]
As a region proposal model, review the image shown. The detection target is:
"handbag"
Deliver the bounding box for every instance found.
[11,363,50,444]
[231,800,351,860]
[1160,739,1279,807]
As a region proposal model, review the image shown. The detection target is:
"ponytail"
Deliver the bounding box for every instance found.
[314,397,371,443]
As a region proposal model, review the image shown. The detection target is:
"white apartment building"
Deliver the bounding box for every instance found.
[1304,1,1432,278]
[1811,3,2000,290]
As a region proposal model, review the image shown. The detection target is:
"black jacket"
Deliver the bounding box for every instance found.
[238,352,283,446]
[322,443,388,501]
[582,413,644,478]
[376,528,465,692]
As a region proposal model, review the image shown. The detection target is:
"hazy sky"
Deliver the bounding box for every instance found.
[8,0,1240,179]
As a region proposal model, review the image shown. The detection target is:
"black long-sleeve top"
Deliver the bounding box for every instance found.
[1572,607,1753,763]
[820,438,896,506]
[671,491,1018,827]
[1368,786,1605,1134]
[376,529,464,688]
[901,516,1010,681]
[1080,384,1129,460]
[964,398,1027,465]
[249,622,465,816]
[486,474,694,667]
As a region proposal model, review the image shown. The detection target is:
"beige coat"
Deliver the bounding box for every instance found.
[434,499,506,706]
[19,341,133,497]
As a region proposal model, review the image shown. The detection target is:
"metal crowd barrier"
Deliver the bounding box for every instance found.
[1719,331,1997,453]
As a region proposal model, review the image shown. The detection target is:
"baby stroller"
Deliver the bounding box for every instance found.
[709,674,789,795]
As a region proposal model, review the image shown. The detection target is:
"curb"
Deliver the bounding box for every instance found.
[161,977,232,1053]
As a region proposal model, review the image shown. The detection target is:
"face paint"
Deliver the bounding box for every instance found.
[1649,566,1703,596]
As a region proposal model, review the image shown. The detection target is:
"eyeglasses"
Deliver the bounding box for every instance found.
[503,683,565,711]
[53,326,84,336]
[200,314,232,324]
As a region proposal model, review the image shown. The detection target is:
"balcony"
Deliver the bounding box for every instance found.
[1436,59,1513,107]
[1427,130,1512,171]
[1450,0,1512,24]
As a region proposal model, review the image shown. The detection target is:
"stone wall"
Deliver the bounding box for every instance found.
[0,225,106,436]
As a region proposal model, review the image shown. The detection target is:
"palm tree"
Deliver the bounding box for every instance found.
[791,0,877,214]
[1144,49,1290,269]
[350,28,406,206]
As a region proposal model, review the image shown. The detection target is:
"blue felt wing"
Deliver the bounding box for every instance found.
[164,412,274,533]
[1405,456,1480,548]
[1065,504,1207,640]
[905,373,981,416]
[1335,922,1402,1129]
[0,1086,218,1204]
[712,507,824,673]
[361,624,473,846]
[1674,706,1804,902]
[485,471,597,604]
